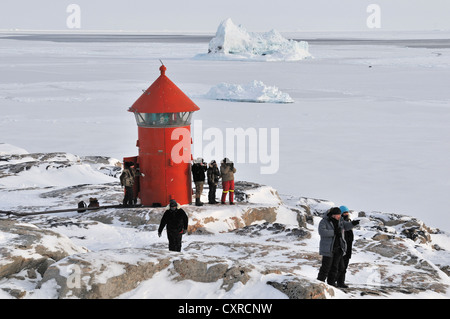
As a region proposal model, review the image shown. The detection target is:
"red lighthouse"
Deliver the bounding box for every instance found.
[125,65,200,207]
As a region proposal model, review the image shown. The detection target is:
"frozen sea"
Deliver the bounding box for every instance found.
[0,30,449,232]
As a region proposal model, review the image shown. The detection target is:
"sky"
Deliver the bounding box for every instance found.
[1,0,450,32]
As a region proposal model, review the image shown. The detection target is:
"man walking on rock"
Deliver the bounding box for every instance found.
[158,199,189,252]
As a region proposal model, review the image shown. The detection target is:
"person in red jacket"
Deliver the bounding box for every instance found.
[220,158,236,205]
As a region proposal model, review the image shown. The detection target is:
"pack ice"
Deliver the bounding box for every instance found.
[197,18,312,61]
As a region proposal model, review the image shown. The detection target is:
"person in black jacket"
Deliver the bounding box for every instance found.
[192,158,207,206]
[207,160,220,204]
[158,199,189,252]
[336,205,355,288]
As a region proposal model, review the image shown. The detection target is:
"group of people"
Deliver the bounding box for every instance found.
[191,157,236,206]
[120,160,362,288]
[119,158,236,252]
[317,205,360,288]
[156,200,361,288]
[156,157,236,253]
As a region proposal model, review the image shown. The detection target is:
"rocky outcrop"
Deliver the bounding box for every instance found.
[357,211,436,244]
[171,258,252,292]
[0,153,121,177]
[231,222,311,240]
[268,277,334,299]
[0,151,449,299]
[39,249,256,298]
[0,219,87,297]
[39,248,171,299]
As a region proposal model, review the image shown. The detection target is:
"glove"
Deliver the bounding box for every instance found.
[158,231,162,238]
[180,229,187,235]
[352,220,360,226]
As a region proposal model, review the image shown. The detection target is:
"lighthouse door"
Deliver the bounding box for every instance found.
[137,128,167,207]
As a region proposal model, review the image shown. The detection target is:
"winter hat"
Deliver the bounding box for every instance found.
[328,207,342,216]
[169,199,177,207]
[339,205,349,214]
[194,157,204,164]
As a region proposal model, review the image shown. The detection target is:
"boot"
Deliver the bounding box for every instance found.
[195,198,203,206]
[337,282,349,288]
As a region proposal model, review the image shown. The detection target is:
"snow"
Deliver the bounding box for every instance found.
[0,143,28,155]
[1,25,450,299]
[196,18,311,61]
[118,268,288,299]
[1,163,116,189]
[0,162,449,298]
[0,29,449,231]
[205,80,294,103]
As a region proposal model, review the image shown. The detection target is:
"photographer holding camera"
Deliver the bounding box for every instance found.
[192,157,207,206]
[220,158,236,205]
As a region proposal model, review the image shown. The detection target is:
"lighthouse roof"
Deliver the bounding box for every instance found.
[128,65,200,114]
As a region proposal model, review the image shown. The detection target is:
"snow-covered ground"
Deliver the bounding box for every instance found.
[0,149,449,299]
[0,26,450,235]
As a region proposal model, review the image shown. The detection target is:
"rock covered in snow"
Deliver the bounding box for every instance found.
[0,152,121,189]
[0,219,87,297]
[198,18,312,61]
[0,150,450,299]
[39,248,172,299]
[205,80,294,103]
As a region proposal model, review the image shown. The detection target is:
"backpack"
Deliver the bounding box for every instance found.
[77,201,87,213]
[88,197,100,209]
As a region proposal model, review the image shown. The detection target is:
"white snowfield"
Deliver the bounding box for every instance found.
[0,21,450,248]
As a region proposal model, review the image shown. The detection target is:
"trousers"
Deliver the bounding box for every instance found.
[194,181,204,199]
[123,186,134,207]
[221,180,235,203]
[208,183,217,203]
[167,231,183,252]
[317,249,345,285]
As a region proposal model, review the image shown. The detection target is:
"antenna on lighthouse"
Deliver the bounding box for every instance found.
[159,60,166,75]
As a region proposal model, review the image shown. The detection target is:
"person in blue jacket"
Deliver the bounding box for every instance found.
[337,205,356,288]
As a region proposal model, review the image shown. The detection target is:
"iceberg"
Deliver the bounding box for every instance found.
[205,80,294,103]
[198,18,312,61]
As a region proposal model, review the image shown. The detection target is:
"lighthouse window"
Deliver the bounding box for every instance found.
[134,112,193,127]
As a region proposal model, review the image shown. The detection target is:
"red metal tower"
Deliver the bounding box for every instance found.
[125,65,200,206]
